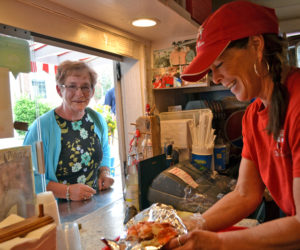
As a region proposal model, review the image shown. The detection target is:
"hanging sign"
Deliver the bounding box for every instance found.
[0,35,31,78]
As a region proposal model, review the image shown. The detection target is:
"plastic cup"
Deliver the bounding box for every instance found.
[57,222,82,250]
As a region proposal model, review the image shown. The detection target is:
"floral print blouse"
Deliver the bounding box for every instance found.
[55,111,102,189]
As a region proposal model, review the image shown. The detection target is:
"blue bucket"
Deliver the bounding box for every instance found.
[191,153,212,170]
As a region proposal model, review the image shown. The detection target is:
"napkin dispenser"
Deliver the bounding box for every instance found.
[36,191,60,225]
[0,205,56,250]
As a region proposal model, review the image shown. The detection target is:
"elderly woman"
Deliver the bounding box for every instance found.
[24,60,114,201]
[165,1,300,249]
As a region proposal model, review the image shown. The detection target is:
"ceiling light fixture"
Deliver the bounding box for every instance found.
[131,18,158,27]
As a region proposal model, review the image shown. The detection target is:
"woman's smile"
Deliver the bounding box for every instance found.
[226,79,237,90]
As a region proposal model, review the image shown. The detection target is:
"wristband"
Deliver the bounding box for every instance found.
[66,185,70,201]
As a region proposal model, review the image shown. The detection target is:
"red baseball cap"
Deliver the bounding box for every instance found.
[181,1,279,82]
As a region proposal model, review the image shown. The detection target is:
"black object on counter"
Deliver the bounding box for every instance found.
[123,205,138,224]
[148,161,235,213]
[138,154,168,211]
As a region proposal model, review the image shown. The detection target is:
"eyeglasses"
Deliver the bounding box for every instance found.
[60,85,93,95]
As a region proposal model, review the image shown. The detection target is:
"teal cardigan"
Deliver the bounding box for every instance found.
[23,108,111,194]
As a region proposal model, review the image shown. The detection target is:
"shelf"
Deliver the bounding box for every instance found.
[153,82,231,113]
[153,84,228,92]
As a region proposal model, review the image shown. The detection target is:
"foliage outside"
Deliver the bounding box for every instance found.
[94,73,113,102]
[14,97,52,135]
[100,74,113,97]
[94,104,117,139]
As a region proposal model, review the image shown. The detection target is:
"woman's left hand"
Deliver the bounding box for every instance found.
[98,167,114,190]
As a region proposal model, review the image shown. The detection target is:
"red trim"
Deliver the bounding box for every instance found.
[31,61,37,72]
[34,44,47,52]
[42,63,49,73]
[79,57,90,61]
[57,51,70,57]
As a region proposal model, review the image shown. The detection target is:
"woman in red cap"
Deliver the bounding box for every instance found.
[165,1,300,249]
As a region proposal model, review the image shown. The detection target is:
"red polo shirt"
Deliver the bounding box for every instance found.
[242,68,300,216]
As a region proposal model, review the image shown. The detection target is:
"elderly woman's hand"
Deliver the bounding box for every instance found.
[98,167,114,190]
[69,183,96,201]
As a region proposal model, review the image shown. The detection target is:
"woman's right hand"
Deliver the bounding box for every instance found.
[69,183,96,201]
[182,213,206,231]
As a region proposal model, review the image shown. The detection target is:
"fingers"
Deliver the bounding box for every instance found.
[177,236,183,247]
[98,176,114,190]
[82,193,93,200]
[69,184,96,201]
[81,190,94,200]
[83,185,97,194]
[81,185,96,200]
[164,235,187,249]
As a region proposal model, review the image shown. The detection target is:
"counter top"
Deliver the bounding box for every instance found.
[57,184,258,250]
[58,183,124,250]
[58,186,123,223]
[77,198,126,250]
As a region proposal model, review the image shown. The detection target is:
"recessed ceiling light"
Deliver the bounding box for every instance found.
[131,18,158,27]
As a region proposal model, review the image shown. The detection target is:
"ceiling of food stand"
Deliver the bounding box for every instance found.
[46,0,199,42]
[44,0,300,41]
[31,0,300,64]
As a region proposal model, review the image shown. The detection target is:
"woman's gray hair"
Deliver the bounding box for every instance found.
[56,60,97,88]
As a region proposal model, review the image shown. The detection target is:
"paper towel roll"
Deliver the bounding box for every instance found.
[36,191,61,225]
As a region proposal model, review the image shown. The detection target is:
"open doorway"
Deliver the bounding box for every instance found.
[0,32,123,207]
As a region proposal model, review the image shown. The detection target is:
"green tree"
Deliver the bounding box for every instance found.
[100,74,112,96]
[14,97,52,135]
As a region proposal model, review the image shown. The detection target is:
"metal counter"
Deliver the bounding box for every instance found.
[58,184,125,250]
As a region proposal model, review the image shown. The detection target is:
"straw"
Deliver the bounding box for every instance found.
[191,109,215,154]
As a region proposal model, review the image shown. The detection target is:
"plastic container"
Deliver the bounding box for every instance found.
[57,222,82,250]
[125,163,139,211]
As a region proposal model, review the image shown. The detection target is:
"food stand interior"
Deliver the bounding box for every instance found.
[0,0,300,249]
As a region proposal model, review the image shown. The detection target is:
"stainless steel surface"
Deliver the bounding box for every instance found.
[77,198,126,250]
[57,178,125,250]
[58,185,123,224]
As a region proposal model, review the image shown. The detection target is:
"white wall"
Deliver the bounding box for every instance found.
[120,58,144,155]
